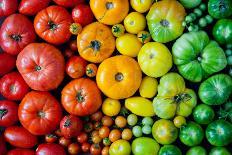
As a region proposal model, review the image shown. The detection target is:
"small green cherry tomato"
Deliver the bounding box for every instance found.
[132,126,142,137]
[127,114,138,126]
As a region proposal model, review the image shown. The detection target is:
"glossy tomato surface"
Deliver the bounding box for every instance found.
[72,4,94,26]
[0,100,18,127]
[7,148,35,155]
[36,143,66,155]
[0,53,16,77]
[53,0,85,8]
[0,0,18,17]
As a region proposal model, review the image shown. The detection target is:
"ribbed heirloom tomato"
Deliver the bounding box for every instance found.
[53,0,85,8]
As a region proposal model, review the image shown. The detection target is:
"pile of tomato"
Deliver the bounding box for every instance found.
[0,0,232,155]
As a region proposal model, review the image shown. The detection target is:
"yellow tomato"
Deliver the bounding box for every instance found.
[102,98,121,116]
[130,0,154,13]
[116,33,142,57]
[124,12,146,34]
[173,116,186,128]
[139,76,158,98]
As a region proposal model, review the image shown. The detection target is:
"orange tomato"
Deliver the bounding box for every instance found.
[109,129,121,142]
[115,116,127,128]
[86,63,98,77]
[99,126,110,138]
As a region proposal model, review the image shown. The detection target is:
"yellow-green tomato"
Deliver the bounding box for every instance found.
[173,115,186,128]
[116,33,142,57]
[109,139,131,155]
[139,76,158,98]
[125,97,155,117]
[124,12,146,34]
[138,42,172,77]
[130,0,154,13]
[112,24,125,37]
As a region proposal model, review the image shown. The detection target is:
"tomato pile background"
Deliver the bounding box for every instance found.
[0,0,232,155]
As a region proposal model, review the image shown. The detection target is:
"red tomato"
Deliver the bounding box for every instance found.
[68,143,80,155]
[0,100,18,127]
[7,148,35,155]
[53,0,85,8]
[72,4,94,26]
[77,132,88,143]
[36,143,66,155]
[4,126,38,148]
[19,0,51,16]
[58,137,71,147]
[0,0,18,17]
[81,142,91,153]
[16,43,65,91]
[18,91,63,135]
[0,53,16,76]
[63,49,75,59]
[34,5,73,45]
[60,115,83,138]
[69,40,78,51]
[0,135,7,155]
[0,72,30,100]
[66,56,87,79]
[45,134,58,143]
[90,143,102,155]
[0,14,36,55]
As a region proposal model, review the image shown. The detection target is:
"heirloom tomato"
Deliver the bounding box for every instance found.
[124,12,146,34]
[19,0,50,16]
[36,143,66,155]
[186,146,207,155]
[96,55,142,99]
[130,0,153,13]
[139,76,158,98]
[7,148,35,155]
[66,56,87,79]
[53,0,84,8]
[0,100,18,127]
[209,147,231,155]
[16,43,65,91]
[208,0,232,19]
[18,91,62,135]
[0,0,18,17]
[72,4,94,26]
[0,53,16,76]
[159,145,182,155]
[193,104,215,124]
[109,139,131,155]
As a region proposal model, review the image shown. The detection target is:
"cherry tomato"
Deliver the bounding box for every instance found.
[72,4,94,26]
[45,134,58,143]
[84,122,93,133]
[173,116,186,128]
[77,132,88,144]
[99,126,110,138]
[69,23,82,35]
[102,146,110,155]
[66,56,87,79]
[101,116,114,127]
[59,137,71,147]
[122,128,133,141]
[90,143,102,155]
[91,111,103,122]
[94,121,102,130]
[109,129,121,142]
[81,142,91,153]
[103,137,111,146]
[91,130,99,137]
[115,116,127,128]
[63,49,75,59]
[69,40,78,51]
[55,129,63,137]
[86,63,98,77]
[68,143,80,155]
[92,134,102,144]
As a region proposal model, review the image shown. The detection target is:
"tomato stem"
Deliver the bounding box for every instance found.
[64,118,71,127]
[76,90,85,103]
[10,34,22,42]
[90,40,101,52]
[173,93,192,104]
[35,65,42,71]
[0,109,8,119]
[105,2,114,10]
[115,72,124,82]
[160,19,169,27]
[48,21,58,31]
[38,111,45,118]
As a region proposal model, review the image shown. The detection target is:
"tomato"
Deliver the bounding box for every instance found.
[199,74,232,105]
[59,137,72,147]
[109,139,131,155]
[122,129,133,141]
[153,73,197,119]
[55,129,63,137]
[206,120,232,146]
[69,23,82,35]
[4,126,38,148]
[103,138,111,146]
[132,137,160,155]
[34,5,73,45]
[94,121,102,130]
[102,116,114,127]
[173,116,186,128]
[91,111,103,122]
[127,114,138,126]
[102,146,109,155]
[112,24,125,37]
[69,40,78,51]
[137,31,151,44]
[45,134,58,143]
[92,134,102,144]
[72,4,94,26]
[159,145,182,155]
[142,117,154,126]
[132,126,142,137]
[0,0,17,17]
[138,42,172,77]
[139,76,158,98]
[99,126,110,138]
[115,116,127,128]
[84,122,93,133]
[142,125,152,135]
[186,146,207,155]
[0,53,16,76]
[209,147,231,155]
[172,31,227,82]
[18,91,62,135]
[0,72,29,101]
[0,14,36,55]
[16,43,65,91]
[152,119,178,145]
[63,49,75,59]
[60,115,83,138]
[0,100,18,127]
[0,135,7,155]
[147,0,186,43]
[53,0,85,8]
[208,0,232,19]
[77,132,88,144]
[125,97,155,117]
[124,12,146,34]
[90,143,102,155]
[179,0,201,8]
[102,98,121,117]
[19,0,50,16]
[130,0,153,13]
[193,104,215,124]
[66,56,87,79]
[116,33,142,57]
[7,148,35,155]
[36,143,66,155]
[62,78,102,116]
[81,142,91,153]
[109,129,121,142]
[68,143,80,155]
[179,122,204,146]
[86,63,98,78]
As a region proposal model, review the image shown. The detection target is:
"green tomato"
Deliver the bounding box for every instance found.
[179,0,201,9]
[206,120,232,146]
[213,19,232,45]
[227,56,232,65]
[152,119,178,145]
[132,137,160,155]
[127,114,138,126]
[193,8,202,17]
[158,145,182,155]
[193,104,215,124]
[142,125,152,135]
[199,4,206,11]
[186,146,207,155]
[199,18,207,27]
[205,15,214,24]
[179,122,204,146]
[198,74,232,105]
[142,117,154,126]
[225,49,232,56]
[209,147,231,155]
[208,0,232,19]
[172,31,227,82]
[109,139,131,155]
[133,126,143,137]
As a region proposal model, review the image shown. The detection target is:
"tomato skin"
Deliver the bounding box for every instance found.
[0,100,18,127]
[72,4,94,26]
[0,14,36,55]
[0,72,30,101]
[91,111,103,122]
[109,129,121,142]
[186,146,207,155]
[19,0,50,16]
[209,147,231,155]
[36,143,66,155]
[0,0,18,17]
[45,134,58,143]
[0,53,16,76]
[99,126,110,138]
[7,148,35,155]
[159,145,182,155]
[53,0,85,8]
[59,137,71,147]
[102,146,109,155]
[68,143,80,155]
[208,0,232,19]
[69,40,78,51]
[0,135,7,155]
[101,116,113,127]
[4,126,38,148]
[77,132,88,144]
[66,56,87,79]
[81,142,91,153]
[18,91,63,135]
[213,19,232,45]
[90,143,102,155]
[193,104,215,124]
[34,5,73,45]
[109,139,131,155]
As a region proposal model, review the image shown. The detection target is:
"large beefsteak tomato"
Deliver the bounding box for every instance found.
[18,91,63,135]
[16,43,65,91]
[0,100,18,127]
[0,14,36,55]
[0,53,16,76]
[53,0,84,8]
[62,78,102,116]
[34,5,73,45]
[0,0,18,17]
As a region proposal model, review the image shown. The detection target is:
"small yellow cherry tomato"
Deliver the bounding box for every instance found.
[102,98,121,116]
[137,31,151,44]
[173,116,186,128]
[139,76,158,98]
[112,24,125,37]
[124,12,146,34]
[130,0,154,13]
